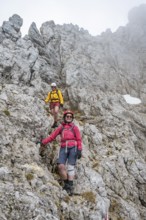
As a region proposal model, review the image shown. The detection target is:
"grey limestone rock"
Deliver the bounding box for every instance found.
[0,5,146,219]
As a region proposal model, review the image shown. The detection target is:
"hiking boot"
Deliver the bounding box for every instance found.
[67,184,74,196]
[51,122,58,128]
[63,179,68,190]
[63,180,74,196]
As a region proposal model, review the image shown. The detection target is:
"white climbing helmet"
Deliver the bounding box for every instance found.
[51,82,57,87]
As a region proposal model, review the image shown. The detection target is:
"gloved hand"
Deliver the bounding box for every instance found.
[60,104,63,108]
[77,150,82,159]
[36,141,42,145]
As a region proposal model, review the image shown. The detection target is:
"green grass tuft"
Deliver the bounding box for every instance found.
[3,109,10,116]
[82,191,96,204]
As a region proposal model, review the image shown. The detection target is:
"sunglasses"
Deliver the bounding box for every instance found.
[66,115,73,119]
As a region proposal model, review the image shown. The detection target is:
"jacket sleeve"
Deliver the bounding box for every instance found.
[42,126,62,145]
[58,90,64,104]
[45,92,51,103]
[74,126,82,150]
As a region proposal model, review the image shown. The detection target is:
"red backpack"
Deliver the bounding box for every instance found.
[60,124,76,139]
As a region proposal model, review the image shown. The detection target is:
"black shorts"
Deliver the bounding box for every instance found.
[58,146,77,165]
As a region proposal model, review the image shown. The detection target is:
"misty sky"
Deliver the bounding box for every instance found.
[0,0,146,36]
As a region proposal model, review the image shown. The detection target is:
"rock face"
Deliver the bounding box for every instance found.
[0,5,146,220]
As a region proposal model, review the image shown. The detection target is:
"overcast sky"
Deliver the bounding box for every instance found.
[0,0,146,36]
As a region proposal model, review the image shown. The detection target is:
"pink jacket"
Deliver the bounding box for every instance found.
[42,122,82,150]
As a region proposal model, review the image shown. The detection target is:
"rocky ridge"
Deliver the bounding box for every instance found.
[0,5,146,220]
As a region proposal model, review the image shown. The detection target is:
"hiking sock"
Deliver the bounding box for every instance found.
[67,180,74,195]
[68,180,73,186]
[54,121,58,127]
[53,121,58,127]
[52,121,58,128]
[63,179,68,190]
[64,179,68,185]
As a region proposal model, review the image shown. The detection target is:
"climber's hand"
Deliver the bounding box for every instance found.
[77,150,82,159]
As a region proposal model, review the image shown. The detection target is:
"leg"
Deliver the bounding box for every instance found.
[67,147,77,181]
[61,164,75,195]
[65,147,77,195]
[50,103,55,126]
[58,163,67,180]
[50,104,59,128]
[54,105,59,123]
[57,148,73,194]
[57,148,68,180]
[50,108,56,128]
[51,108,54,118]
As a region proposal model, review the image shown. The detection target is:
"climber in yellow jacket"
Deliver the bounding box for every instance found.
[45,82,64,128]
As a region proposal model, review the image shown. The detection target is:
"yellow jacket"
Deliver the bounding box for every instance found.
[45,89,64,104]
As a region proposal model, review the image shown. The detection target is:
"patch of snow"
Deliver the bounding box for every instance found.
[123,94,141,104]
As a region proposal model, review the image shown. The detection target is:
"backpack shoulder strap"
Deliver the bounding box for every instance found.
[71,124,76,137]
[56,89,62,98]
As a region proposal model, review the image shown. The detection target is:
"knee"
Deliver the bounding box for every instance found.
[58,164,65,172]
[54,107,59,113]
[54,109,59,114]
